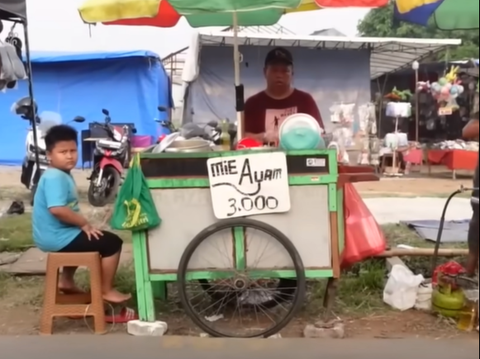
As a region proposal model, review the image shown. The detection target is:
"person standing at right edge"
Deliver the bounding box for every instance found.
[462,94,479,279]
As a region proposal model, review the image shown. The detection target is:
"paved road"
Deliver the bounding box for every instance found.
[364,197,472,224]
[1,336,478,359]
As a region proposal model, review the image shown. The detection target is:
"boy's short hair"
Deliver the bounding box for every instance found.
[44,125,78,152]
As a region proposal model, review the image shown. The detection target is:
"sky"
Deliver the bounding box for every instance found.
[18,0,370,57]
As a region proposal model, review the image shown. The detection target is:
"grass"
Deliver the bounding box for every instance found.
[0,213,35,252]
[381,223,468,278]
[0,263,137,308]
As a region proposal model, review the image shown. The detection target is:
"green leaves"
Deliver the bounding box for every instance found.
[357,2,479,60]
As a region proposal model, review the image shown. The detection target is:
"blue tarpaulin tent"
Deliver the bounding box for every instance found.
[0,50,171,166]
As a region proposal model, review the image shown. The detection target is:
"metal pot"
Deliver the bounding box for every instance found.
[164,139,211,153]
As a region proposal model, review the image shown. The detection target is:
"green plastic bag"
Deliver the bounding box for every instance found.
[110,154,161,231]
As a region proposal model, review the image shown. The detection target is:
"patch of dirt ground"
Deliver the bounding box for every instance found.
[0,274,477,339]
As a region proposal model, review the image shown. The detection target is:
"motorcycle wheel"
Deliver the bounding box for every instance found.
[87,166,121,207]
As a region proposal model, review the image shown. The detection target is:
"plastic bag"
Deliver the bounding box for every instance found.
[110,154,161,231]
[383,265,425,311]
[341,183,386,267]
[414,282,433,311]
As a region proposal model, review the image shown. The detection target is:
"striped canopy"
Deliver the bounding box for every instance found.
[394,0,479,30]
[79,0,388,27]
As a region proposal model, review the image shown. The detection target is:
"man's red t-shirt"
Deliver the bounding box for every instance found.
[244,89,324,135]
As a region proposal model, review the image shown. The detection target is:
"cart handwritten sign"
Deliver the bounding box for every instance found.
[207,152,291,219]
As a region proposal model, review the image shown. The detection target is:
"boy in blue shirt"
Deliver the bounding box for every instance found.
[33,125,130,303]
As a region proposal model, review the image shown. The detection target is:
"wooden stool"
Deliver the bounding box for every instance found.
[40,252,106,335]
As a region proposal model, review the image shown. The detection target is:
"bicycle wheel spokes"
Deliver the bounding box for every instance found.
[178,219,306,338]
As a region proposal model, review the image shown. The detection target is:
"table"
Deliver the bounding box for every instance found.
[426,149,478,179]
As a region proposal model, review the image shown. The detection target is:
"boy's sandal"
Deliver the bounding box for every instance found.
[105,307,138,323]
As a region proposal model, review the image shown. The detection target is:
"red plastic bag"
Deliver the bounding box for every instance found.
[341,183,386,267]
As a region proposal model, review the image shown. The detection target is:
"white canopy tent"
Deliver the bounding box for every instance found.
[179,32,461,128]
[182,32,461,82]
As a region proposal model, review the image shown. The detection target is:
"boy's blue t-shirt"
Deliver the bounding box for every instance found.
[32,168,82,252]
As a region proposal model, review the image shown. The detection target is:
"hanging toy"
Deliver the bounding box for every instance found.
[417,81,430,92]
[430,66,462,113]
[445,66,459,83]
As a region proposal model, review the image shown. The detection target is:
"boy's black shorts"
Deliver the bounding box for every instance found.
[468,203,479,255]
[58,230,123,258]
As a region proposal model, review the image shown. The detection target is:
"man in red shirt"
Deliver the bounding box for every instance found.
[244,47,324,143]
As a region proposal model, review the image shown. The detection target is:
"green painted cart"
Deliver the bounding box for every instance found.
[132,149,346,337]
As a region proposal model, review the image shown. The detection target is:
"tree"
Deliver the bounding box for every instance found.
[357,2,479,60]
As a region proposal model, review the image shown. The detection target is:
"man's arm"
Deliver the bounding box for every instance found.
[244,96,265,142]
[45,175,88,228]
[463,120,479,139]
[462,111,479,140]
[301,93,324,130]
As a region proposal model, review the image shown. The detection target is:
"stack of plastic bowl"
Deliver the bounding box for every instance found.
[279,113,324,150]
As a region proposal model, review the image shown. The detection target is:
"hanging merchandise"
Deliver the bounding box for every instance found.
[383,88,411,176]
[357,102,379,166]
[384,88,412,117]
[329,103,355,124]
[329,103,355,164]
[110,154,161,231]
[386,102,412,118]
[430,66,464,114]
[384,87,413,102]
[358,102,377,135]
[0,23,27,91]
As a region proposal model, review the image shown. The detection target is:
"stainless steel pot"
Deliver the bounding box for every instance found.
[164,139,212,153]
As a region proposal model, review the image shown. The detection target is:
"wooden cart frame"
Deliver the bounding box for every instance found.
[132,149,345,322]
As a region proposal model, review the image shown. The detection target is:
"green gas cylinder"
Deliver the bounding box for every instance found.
[431,284,465,318]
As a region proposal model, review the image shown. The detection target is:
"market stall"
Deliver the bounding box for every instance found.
[376,59,479,177]
[180,32,461,131]
[131,148,378,337]
[426,145,478,179]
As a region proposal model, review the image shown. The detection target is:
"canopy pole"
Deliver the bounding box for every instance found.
[23,19,41,179]
[232,11,244,141]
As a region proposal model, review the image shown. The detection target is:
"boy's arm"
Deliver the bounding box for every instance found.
[45,176,88,228]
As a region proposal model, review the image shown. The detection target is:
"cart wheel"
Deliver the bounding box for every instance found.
[177,218,306,338]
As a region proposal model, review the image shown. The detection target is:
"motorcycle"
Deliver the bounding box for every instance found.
[87,109,136,207]
[12,97,85,204]
[155,106,176,142]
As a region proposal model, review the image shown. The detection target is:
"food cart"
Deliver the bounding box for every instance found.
[132,148,348,337]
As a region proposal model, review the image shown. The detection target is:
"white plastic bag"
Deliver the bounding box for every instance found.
[414,282,433,311]
[383,265,424,311]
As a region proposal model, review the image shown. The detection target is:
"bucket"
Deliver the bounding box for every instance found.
[131,135,153,148]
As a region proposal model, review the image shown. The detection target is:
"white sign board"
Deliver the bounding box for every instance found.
[207,152,291,219]
[438,107,453,116]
